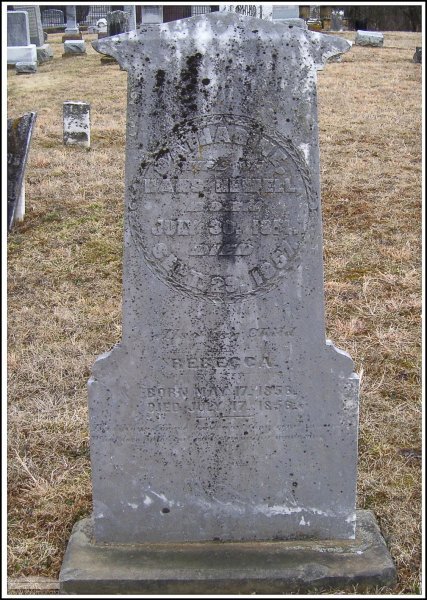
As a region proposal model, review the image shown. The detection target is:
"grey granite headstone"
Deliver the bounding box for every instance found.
[107,10,130,36]
[65,5,78,33]
[63,102,90,147]
[14,5,44,46]
[15,5,53,64]
[89,12,360,544]
[7,11,30,46]
[7,12,37,69]
[7,112,37,231]
[60,13,396,593]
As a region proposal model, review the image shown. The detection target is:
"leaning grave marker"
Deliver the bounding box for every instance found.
[7,112,37,232]
[60,12,396,593]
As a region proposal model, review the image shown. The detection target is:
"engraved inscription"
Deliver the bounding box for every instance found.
[129,114,316,302]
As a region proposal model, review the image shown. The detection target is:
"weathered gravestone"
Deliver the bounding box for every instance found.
[101,11,130,65]
[62,5,82,41]
[7,112,37,232]
[107,10,130,36]
[60,12,396,594]
[7,11,37,66]
[15,4,53,63]
[63,102,90,148]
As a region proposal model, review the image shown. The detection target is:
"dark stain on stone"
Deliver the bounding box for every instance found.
[155,69,166,89]
[178,52,203,115]
[154,147,169,160]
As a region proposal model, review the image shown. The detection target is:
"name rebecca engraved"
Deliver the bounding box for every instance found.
[129,114,315,302]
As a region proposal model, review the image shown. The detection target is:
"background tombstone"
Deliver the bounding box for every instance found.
[307,5,322,30]
[15,61,38,74]
[413,47,421,63]
[63,102,90,148]
[97,18,108,39]
[355,30,384,47]
[60,12,396,594]
[140,6,163,24]
[107,10,130,36]
[62,5,82,41]
[7,11,37,66]
[62,40,86,57]
[7,112,37,232]
[100,11,131,65]
[41,8,65,29]
[123,5,136,30]
[331,10,344,31]
[14,5,53,63]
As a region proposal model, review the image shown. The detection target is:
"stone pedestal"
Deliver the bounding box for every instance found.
[36,44,53,63]
[62,32,83,42]
[7,44,37,64]
[62,40,86,57]
[60,511,395,594]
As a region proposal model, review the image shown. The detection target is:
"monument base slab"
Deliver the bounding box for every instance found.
[60,510,395,595]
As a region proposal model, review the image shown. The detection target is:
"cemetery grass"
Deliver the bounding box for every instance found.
[7,32,422,594]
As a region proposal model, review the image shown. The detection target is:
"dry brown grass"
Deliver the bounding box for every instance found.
[7,31,422,594]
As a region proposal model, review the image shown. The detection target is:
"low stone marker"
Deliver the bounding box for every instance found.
[355,30,384,47]
[7,112,37,232]
[62,40,86,57]
[63,102,90,148]
[60,12,396,594]
[413,47,421,63]
[15,61,37,74]
[7,11,37,66]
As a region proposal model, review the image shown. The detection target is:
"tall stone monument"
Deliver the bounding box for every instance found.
[123,5,137,30]
[62,5,82,41]
[60,12,396,594]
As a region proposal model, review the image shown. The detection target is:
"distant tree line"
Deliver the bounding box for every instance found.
[342,5,421,32]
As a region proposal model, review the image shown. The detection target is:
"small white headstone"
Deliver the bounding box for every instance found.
[63,101,90,148]
[96,18,107,33]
